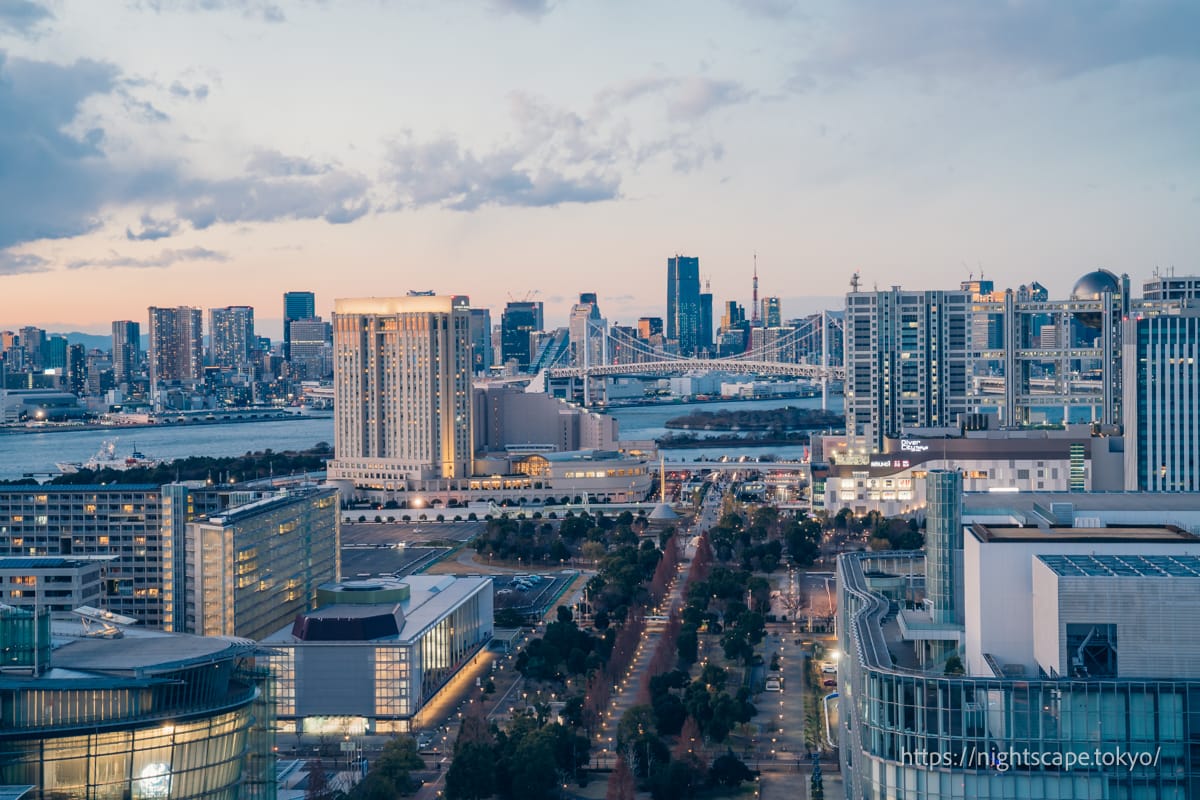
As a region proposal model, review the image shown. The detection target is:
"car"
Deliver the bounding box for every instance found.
[823,679,837,687]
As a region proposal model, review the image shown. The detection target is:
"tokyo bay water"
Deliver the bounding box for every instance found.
[0,394,842,480]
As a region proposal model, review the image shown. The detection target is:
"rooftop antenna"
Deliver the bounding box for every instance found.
[850,271,861,293]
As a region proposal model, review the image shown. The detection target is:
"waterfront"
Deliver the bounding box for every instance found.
[0,394,843,480]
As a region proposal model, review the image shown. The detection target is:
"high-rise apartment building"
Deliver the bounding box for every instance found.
[65,344,85,395]
[147,306,203,387]
[468,308,493,374]
[845,288,973,448]
[1123,308,1200,492]
[328,295,474,488]
[500,301,543,371]
[699,290,713,354]
[111,320,140,387]
[666,255,701,356]
[283,290,316,360]
[208,305,255,370]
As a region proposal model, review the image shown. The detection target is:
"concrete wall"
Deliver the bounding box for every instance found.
[964,535,1200,676]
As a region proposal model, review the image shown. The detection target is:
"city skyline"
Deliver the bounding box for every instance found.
[1,1,1198,332]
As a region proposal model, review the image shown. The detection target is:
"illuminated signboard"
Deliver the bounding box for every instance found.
[900,439,929,453]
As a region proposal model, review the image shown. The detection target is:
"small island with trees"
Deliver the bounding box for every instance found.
[656,406,844,448]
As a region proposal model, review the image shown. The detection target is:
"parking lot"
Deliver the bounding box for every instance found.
[340,519,486,546]
[492,573,576,617]
[341,545,449,578]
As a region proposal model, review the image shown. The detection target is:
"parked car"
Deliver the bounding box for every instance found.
[823,679,837,688]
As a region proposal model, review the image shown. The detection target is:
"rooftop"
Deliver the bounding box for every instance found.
[48,623,258,675]
[964,491,1200,516]
[265,575,491,645]
[1038,553,1200,578]
[968,523,1196,544]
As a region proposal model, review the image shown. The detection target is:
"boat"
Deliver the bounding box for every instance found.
[56,440,163,474]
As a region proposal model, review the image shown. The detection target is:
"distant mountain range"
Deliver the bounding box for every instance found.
[53,333,149,351]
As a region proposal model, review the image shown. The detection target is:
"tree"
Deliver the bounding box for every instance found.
[606,756,636,800]
[349,772,397,800]
[374,736,424,793]
[708,751,755,788]
[445,742,496,800]
[305,758,331,800]
[944,655,965,675]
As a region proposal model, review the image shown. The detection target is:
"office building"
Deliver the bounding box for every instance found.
[208,305,255,370]
[286,316,331,380]
[147,306,203,387]
[637,317,663,340]
[328,295,474,487]
[111,320,140,387]
[264,575,492,735]
[814,423,1124,516]
[65,344,85,395]
[1143,274,1200,303]
[844,271,1129,451]
[837,480,1200,799]
[283,290,316,361]
[699,289,713,354]
[468,307,493,374]
[42,335,67,371]
[1123,308,1200,492]
[182,487,340,641]
[0,610,274,800]
[666,255,701,356]
[762,296,781,328]
[0,556,110,614]
[500,300,543,371]
[18,327,44,371]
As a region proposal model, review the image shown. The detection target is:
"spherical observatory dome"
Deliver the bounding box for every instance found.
[1071,269,1121,330]
[1071,269,1121,301]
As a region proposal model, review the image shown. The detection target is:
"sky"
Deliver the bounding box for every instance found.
[1,0,1198,337]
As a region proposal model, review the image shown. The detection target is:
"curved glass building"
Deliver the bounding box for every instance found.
[0,608,273,800]
[836,473,1200,799]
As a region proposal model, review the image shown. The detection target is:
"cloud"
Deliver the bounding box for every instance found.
[0,53,373,252]
[132,0,285,23]
[488,0,557,18]
[729,0,798,19]
[126,214,181,241]
[386,134,618,211]
[800,1,1200,84]
[0,0,53,36]
[67,246,228,270]
[0,250,49,275]
[168,80,210,100]
[601,75,753,121]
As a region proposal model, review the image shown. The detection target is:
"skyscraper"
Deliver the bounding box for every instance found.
[283,290,316,360]
[763,296,782,328]
[18,326,44,371]
[66,344,86,395]
[42,335,67,371]
[501,301,544,371]
[111,320,140,387]
[209,305,255,370]
[468,308,493,374]
[666,255,701,356]
[148,306,203,387]
[1123,308,1200,491]
[699,290,713,354]
[288,317,331,379]
[328,295,474,487]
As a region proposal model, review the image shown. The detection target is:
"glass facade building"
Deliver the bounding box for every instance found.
[838,551,1200,799]
[264,576,492,734]
[0,621,274,800]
